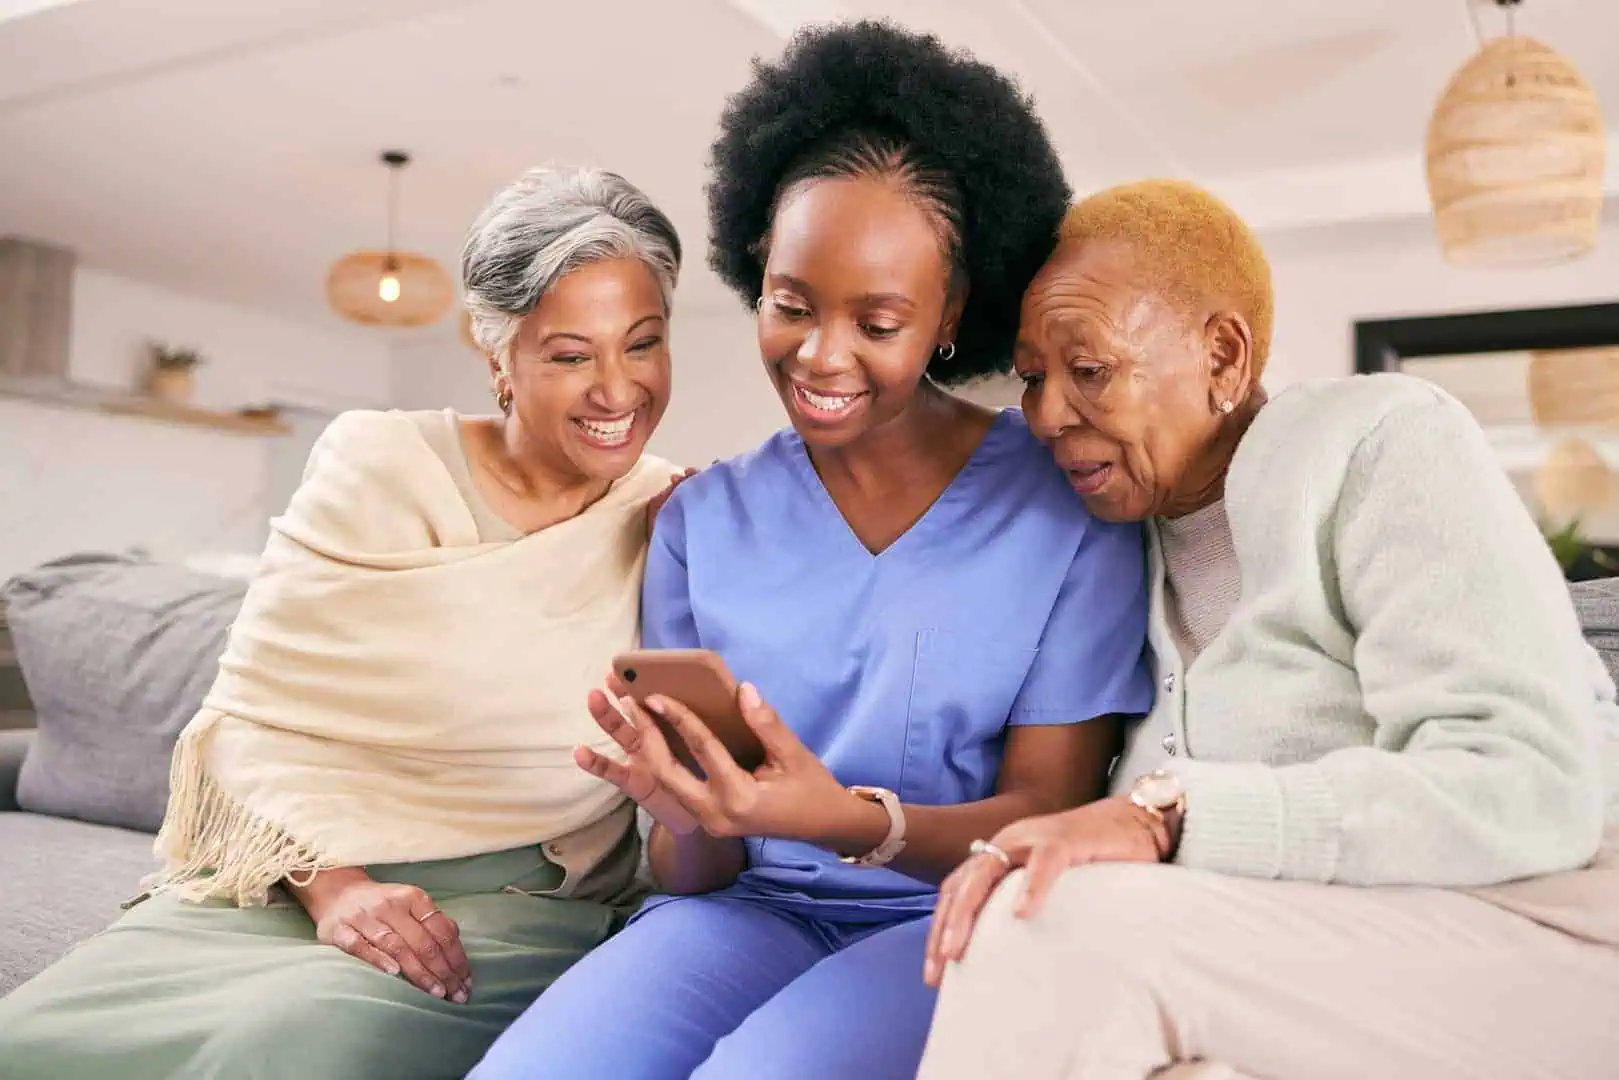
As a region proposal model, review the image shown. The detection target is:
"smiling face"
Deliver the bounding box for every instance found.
[493,256,671,484]
[756,176,962,449]
[1015,239,1254,522]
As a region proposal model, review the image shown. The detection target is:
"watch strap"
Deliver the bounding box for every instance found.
[840,786,907,868]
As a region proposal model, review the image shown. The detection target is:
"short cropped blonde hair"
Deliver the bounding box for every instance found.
[1059,180,1274,377]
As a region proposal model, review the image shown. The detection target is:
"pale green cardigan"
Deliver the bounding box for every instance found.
[1110,373,1617,892]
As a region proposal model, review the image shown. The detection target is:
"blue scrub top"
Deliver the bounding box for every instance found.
[642,409,1154,921]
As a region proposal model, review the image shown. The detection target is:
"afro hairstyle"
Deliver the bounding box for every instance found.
[705,19,1072,386]
[1060,180,1275,378]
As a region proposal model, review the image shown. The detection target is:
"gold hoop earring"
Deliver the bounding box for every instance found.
[495,385,513,413]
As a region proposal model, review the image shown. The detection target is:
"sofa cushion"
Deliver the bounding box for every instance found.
[0,811,159,997]
[2,554,245,833]
[1571,578,1619,684]
[1570,579,1619,823]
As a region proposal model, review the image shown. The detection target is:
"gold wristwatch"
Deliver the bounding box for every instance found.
[1128,770,1186,858]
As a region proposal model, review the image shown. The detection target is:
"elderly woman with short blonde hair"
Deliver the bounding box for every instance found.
[0,165,686,1080]
[918,180,1619,1080]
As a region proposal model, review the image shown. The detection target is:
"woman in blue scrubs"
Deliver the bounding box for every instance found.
[471,20,1155,1080]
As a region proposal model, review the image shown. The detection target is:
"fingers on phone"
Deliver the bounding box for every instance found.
[735,681,795,759]
[647,695,745,781]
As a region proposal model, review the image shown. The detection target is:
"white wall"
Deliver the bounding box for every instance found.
[0,269,393,579]
[1263,213,1619,389]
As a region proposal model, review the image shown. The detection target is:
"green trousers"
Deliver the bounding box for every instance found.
[0,846,625,1080]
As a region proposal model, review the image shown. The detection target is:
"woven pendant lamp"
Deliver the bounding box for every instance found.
[327,151,454,327]
[1425,0,1606,267]
[1528,346,1619,426]
[1536,436,1615,523]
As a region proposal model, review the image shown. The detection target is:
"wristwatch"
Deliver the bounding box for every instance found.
[1128,770,1186,859]
[839,785,907,868]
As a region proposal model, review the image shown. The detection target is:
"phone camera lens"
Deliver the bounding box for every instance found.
[622,669,637,683]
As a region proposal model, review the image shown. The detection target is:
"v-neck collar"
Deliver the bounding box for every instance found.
[784,408,1015,561]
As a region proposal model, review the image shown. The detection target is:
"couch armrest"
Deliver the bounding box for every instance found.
[0,728,32,812]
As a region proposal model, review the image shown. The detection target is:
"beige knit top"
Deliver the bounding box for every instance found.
[407,409,523,543]
[1156,499,1240,666]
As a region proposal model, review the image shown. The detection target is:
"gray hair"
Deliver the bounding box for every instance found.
[461,165,682,363]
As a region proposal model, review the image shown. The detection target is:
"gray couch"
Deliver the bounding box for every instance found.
[0,554,245,997]
[2,557,1616,1001]
[0,728,161,995]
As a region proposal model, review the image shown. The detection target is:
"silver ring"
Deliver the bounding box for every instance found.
[969,838,1012,868]
[416,909,443,924]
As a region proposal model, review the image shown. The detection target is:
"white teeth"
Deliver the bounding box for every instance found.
[797,386,861,414]
[577,414,634,446]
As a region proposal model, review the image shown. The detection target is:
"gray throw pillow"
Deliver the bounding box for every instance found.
[2,553,245,833]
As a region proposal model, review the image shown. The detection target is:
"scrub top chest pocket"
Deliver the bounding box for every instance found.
[898,628,1039,807]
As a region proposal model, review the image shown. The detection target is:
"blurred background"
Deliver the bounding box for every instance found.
[0,0,1615,578]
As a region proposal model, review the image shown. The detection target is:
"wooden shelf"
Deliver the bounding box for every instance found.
[0,374,290,436]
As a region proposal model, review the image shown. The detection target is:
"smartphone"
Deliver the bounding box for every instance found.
[610,648,766,771]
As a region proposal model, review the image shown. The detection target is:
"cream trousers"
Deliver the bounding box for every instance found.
[916,863,1619,1080]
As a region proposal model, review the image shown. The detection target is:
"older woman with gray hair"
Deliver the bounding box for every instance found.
[916,180,1619,1079]
[0,165,687,1080]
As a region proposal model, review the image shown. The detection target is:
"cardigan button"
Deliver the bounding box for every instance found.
[1162,673,1176,694]
[1162,732,1177,756]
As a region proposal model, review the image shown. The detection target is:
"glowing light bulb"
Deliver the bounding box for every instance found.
[378,275,401,303]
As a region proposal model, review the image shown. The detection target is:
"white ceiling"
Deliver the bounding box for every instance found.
[0,0,1614,340]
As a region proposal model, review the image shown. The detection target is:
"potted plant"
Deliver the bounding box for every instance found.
[143,342,203,404]
[1543,517,1619,581]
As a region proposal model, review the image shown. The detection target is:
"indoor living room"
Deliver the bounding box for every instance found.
[1,1,1615,1076]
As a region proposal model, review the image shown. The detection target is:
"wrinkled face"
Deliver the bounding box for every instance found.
[756,176,961,449]
[493,257,671,484]
[1015,239,1248,522]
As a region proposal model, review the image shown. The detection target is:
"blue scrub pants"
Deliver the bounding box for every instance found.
[467,894,938,1079]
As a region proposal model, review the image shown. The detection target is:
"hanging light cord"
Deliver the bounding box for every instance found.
[1464,0,1485,46]
[1464,0,1522,46]
[381,150,408,266]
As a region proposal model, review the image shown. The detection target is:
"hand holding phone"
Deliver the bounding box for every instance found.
[610,649,766,771]
[584,653,879,852]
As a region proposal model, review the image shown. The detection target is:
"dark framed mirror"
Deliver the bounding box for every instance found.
[1354,301,1619,581]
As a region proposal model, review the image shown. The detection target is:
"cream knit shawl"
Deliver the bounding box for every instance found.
[153,409,674,905]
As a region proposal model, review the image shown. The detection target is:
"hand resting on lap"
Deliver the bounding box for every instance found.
[290,867,472,1003]
[923,797,1170,987]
